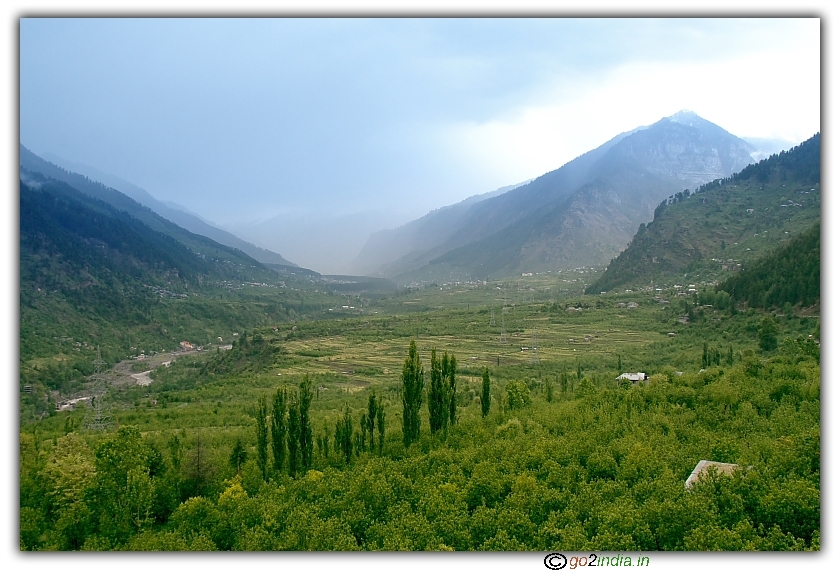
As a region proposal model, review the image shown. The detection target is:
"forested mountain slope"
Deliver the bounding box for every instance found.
[19,171,303,420]
[40,150,298,267]
[21,145,297,267]
[586,133,820,294]
[717,221,819,310]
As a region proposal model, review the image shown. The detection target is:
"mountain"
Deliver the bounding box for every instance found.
[18,168,331,420]
[348,179,531,276]
[24,147,298,267]
[381,111,756,284]
[20,171,267,292]
[359,128,641,280]
[19,169,282,355]
[585,133,820,294]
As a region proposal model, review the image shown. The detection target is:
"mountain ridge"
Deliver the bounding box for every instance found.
[386,111,756,284]
[585,133,820,294]
[24,146,298,267]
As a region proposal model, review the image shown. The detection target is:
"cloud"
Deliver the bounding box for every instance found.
[441,32,820,185]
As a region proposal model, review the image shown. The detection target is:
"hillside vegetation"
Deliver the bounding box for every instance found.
[20,275,820,550]
[587,134,820,294]
[718,221,819,311]
[19,172,332,421]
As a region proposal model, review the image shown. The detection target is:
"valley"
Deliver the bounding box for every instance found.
[18,118,821,553]
[20,267,821,551]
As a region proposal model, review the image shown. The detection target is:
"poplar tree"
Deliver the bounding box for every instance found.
[256,395,269,480]
[319,424,330,459]
[447,353,457,426]
[402,340,424,447]
[428,348,446,434]
[335,404,353,464]
[271,387,287,474]
[359,413,367,452]
[367,391,377,451]
[229,438,247,476]
[299,376,314,471]
[376,399,385,455]
[287,394,301,478]
[481,367,491,418]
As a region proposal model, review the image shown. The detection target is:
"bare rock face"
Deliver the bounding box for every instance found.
[607,110,755,191]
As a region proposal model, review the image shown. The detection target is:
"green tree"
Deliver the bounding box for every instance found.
[480,368,491,418]
[335,404,354,464]
[270,387,287,474]
[359,413,368,453]
[91,426,154,546]
[255,395,269,480]
[229,438,247,476]
[318,424,330,459]
[759,317,779,352]
[428,348,446,434]
[376,398,386,455]
[43,433,96,550]
[505,380,531,411]
[367,391,378,451]
[183,431,211,500]
[287,393,301,477]
[402,340,424,447]
[299,376,314,471]
[447,353,457,426]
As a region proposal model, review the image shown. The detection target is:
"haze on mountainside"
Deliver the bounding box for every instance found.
[352,111,766,283]
[28,110,798,284]
[587,133,821,294]
[30,149,297,268]
[19,18,819,274]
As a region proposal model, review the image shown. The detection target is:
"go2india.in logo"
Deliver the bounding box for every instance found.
[544,552,651,568]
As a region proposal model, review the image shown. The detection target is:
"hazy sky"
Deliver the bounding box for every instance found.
[19,17,820,272]
[20,19,819,222]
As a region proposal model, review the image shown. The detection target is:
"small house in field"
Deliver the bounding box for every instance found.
[179,341,193,351]
[684,460,739,489]
[616,372,647,385]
